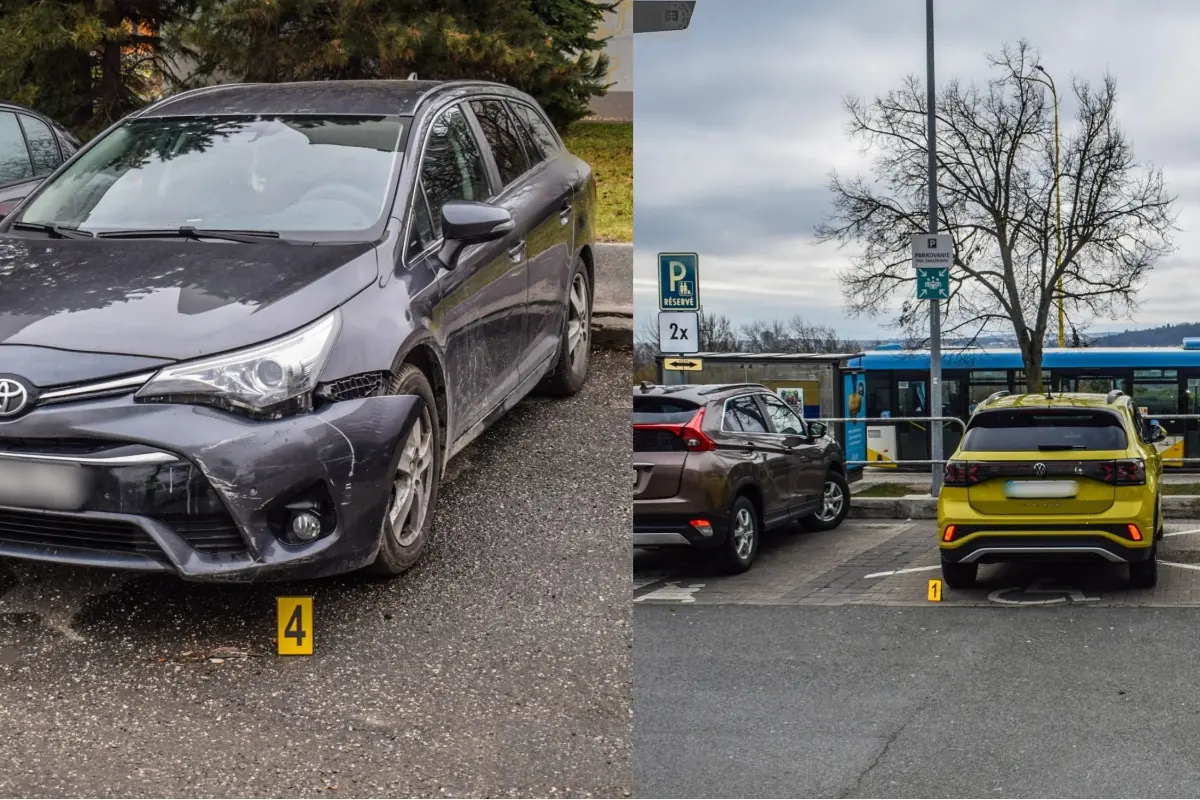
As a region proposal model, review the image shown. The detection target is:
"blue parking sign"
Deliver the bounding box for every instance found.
[658,253,700,311]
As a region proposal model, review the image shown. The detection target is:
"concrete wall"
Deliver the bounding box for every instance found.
[590,0,632,120]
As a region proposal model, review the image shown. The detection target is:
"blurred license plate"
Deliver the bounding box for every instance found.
[1005,480,1078,499]
[0,459,91,510]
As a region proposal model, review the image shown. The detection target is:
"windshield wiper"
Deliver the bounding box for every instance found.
[1037,444,1085,451]
[97,226,288,244]
[10,221,94,239]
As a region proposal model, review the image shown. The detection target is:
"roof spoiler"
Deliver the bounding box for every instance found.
[1106,389,1125,404]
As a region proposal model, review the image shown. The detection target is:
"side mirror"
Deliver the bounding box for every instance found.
[436,200,514,271]
[1149,424,1167,444]
[807,421,827,439]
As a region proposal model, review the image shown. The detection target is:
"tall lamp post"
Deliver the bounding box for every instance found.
[1022,64,1065,348]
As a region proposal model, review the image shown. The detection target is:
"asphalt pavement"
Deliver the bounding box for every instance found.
[636,603,1200,798]
[0,349,632,798]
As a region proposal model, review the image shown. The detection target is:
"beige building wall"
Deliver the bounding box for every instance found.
[590,0,632,120]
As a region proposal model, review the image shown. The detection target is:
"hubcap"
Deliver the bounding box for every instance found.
[817,480,844,522]
[732,507,755,560]
[567,271,590,371]
[387,410,435,548]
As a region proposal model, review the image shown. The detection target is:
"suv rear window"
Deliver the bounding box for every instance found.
[961,409,1128,452]
[633,397,700,452]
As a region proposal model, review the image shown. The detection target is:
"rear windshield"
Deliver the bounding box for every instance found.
[633,396,700,453]
[632,397,699,425]
[961,409,1128,452]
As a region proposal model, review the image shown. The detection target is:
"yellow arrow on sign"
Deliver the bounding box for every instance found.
[664,358,703,372]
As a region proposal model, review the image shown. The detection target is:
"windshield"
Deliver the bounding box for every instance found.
[961,409,1128,451]
[16,114,405,236]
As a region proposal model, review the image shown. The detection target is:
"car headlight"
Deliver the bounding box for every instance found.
[135,311,341,418]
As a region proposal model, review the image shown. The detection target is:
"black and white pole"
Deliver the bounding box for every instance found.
[927,0,944,497]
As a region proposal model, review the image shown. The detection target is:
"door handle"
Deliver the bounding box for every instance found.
[507,240,526,262]
[559,200,573,225]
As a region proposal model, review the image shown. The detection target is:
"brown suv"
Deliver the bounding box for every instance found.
[633,382,850,572]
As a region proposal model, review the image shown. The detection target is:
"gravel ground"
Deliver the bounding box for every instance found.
[0,349,632,798]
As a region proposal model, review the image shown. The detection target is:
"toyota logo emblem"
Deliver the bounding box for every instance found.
[0,378,30,417]
[1033,462,1047,476]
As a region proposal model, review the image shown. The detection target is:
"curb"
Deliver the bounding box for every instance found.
[850,495,1200,521]
[593,312,633,349]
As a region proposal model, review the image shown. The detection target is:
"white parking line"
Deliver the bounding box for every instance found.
[864,565,940,579]
[1160,560,1200,571]
[1164,527,1200,538]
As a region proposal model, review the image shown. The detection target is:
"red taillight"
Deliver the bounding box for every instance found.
[1127,523,1143,542]
[942,524,957,542]
[944,461,980,487]
[632,408,715,452]
[1115,459,1146,485]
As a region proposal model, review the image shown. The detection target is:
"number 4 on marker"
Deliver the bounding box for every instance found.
[277,596,314,655]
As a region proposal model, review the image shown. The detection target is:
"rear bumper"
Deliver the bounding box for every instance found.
[0,392,423,581]
[940,529,1154,565]
[632,511,729,549]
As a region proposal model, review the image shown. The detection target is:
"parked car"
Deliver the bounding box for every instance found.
[938,390,1164,589]
[633,382,850,573]
[0,101,82,218]
[0,79,596,580]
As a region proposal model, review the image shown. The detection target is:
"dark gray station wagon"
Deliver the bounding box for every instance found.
[0,79,596,580]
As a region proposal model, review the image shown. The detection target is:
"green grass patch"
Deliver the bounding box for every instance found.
[562,121,631,243]
[854,483,927,498]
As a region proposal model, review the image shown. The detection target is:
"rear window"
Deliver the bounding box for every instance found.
[961,409,1128,452]
[633,396,699,453]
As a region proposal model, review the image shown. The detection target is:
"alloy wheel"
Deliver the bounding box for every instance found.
[732,507,755,560]
[388,409,435,547]
[816,480,844,523]
[567,271,591,371]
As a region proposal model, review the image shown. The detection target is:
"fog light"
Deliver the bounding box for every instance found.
[290,511,322,542]
[689,518,713,537]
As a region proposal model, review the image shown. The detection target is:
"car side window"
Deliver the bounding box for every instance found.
[721,403,744,432]
[727,396,769,433]
[1131,407,1149,443]
[18,115,61,176]
[0,112,33,184]
[468,99,530,188]
[407,180,437,256]
[511,102,559,161]
[759,393,806,436]
[419,104,491,237]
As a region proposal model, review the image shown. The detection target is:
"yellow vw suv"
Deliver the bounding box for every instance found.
[938,390,1164,589]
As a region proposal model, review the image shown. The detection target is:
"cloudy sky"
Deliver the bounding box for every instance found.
[633,0,1200,341]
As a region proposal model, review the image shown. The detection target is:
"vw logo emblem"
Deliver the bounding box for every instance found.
[0,378,30,417]
[1033,462,1047,476]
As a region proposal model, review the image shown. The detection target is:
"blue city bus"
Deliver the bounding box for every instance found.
[845,341,1200,468]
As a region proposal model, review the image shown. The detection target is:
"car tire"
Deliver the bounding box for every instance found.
[538,256,591,396]
[716,495,759,574]
[801,470,850,531]
[940,558,977,589]
[368,364,442,577]
[1129,542,1158,589]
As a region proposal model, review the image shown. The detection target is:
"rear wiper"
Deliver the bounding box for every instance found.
[10,221,94,239]
[97,226,287,244]
[1037,444,1084,451]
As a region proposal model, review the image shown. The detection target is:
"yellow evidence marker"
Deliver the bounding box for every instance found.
[927,579,942,602]
[277,596,314,655]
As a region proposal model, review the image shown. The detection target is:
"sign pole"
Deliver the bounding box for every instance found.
[927,0,944,498]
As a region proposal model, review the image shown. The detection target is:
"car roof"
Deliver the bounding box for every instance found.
[633,382,769,403]
[137,79,526,118]
[976,392,1131,411]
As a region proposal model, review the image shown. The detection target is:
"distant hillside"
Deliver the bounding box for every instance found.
[1090,323,1200,347]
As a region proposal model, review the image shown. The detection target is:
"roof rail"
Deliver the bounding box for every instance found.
[1106,389,1125,404]
[698,383,765,395]
[982,390,1010,406]
[407,72,419,80]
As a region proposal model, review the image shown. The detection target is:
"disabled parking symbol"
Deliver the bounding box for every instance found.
[988,578,1097,605]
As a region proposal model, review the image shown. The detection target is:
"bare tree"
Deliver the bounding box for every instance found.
[740,320,793,353]
[816,41,1177,391]
[698,309,738,352]
[787,315,860,353]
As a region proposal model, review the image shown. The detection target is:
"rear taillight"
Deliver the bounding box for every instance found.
[632,408,715,452]
[1115,459,1146,485]
[942,524,957,542]
[1097,459,1145,485]
[943,461,979,487]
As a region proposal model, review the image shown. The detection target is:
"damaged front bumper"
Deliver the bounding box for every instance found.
[0,392,423,581]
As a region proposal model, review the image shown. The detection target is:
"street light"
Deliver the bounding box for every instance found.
[1022,64,1065,348]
